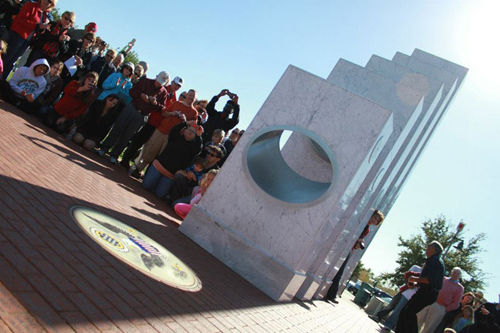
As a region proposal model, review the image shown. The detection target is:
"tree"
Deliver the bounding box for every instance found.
[123,50,139,65]
[352,260,365,280]
[50,7,61,21]
[378,216,488,292]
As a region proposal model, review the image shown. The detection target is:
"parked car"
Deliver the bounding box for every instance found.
[348,281,361,295]
[372,288,393,303]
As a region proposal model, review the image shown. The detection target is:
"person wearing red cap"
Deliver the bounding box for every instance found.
[67,22,98,42]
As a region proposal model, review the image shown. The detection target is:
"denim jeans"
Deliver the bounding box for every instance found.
[142,164,174,198]
[2,31,29,79]
[384,295,409,329]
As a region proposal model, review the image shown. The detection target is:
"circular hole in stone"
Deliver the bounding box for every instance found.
[245,126,337,204]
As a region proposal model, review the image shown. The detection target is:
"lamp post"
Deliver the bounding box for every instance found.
[442,221,466,259]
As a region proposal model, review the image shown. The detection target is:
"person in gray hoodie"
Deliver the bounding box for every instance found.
[0,58,50,111]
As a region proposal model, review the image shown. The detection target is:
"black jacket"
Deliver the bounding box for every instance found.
[157,122,203,174]
[202,95,240,142]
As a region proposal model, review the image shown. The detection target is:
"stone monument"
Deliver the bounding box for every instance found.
[179,49,467,302]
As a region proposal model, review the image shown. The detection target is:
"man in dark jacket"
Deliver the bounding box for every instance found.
[61,32,95,86]
[395,241,445,333]
[202,88,240,142]
[89,48,116,88]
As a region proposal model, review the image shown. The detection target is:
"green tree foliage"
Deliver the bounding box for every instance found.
[352,261,375,283]
[352,260,365,280]
[51,7,61,21]
[123,50,139,65]
[378,216,487,292]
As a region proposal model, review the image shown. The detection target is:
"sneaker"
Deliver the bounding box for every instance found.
[130,169,142,179]
[127,165,135,176]
[110,156,118,165]
[331,298,339,304]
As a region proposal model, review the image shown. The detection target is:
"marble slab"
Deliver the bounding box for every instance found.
[312,55,447,298]
[379,50,468,209]
[180,65,393,301]
[294,58,428,300]
[334,52,468,295]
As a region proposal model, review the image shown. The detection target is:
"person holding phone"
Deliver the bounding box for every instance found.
[202,88,240,143]
[43,72,99,133]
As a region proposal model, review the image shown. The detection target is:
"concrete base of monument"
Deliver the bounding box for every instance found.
[179,205,307,302]
[314,279,334,299]
[294,274,323,300]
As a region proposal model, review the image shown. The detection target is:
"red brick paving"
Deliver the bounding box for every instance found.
[0,102,382,332]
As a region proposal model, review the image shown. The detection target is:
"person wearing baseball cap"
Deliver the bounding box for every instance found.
[99,70,169,165]
[67,22,98,42]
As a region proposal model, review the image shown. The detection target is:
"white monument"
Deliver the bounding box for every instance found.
[179,49,467,302]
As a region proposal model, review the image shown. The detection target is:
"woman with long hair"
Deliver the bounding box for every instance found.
[72,94,122,151]
[43,71,98,133]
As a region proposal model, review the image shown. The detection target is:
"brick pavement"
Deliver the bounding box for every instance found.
[0,102,382,332]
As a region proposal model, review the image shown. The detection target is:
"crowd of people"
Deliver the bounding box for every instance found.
[321,210,498,333]
[367,241,500,333]
[0,0,245,219]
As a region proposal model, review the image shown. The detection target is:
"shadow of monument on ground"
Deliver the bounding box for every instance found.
[0,173,319,329]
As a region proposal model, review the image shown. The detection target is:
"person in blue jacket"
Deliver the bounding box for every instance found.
[98,61,134,104]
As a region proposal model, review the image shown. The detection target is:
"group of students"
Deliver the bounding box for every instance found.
[0,0,245,219]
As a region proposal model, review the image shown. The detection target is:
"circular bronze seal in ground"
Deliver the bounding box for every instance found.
[69,206,202,292]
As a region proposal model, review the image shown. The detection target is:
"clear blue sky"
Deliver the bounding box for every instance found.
[60,0,499,302]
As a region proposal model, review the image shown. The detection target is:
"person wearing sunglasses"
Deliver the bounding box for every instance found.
[25,11,75,67]
[89,48,117,89]
[99,61,134,104]
[168,145,223,206]
[66,22,97,42]
[1,0,57,79]
[61,32,95,85]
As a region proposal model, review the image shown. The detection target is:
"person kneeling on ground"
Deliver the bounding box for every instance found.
[43,72,98,133]
[142,121,203,198]
[174,169,219,220]
[72,94,122,151]
[168,145,223,205]
[0,58,49,110]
